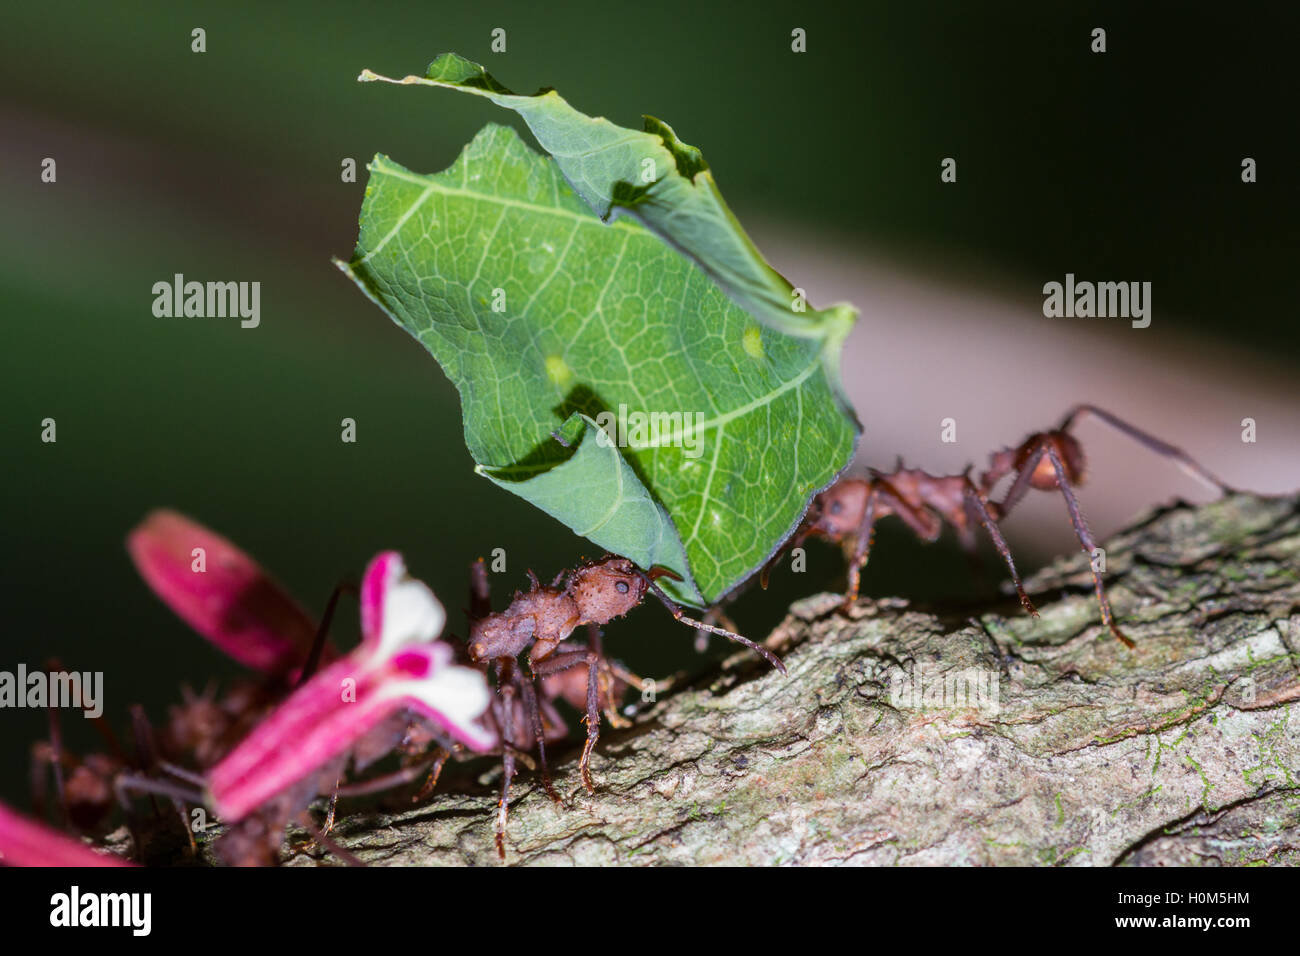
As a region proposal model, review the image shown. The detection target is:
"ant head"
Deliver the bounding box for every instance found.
[1017,432,1087,490]
[570,556,651,625]
[1054,431,1087,485]
[811,480,868,537]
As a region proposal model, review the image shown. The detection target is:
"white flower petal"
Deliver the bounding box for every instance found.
[376,575,446,657]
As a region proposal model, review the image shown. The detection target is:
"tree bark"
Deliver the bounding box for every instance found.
[283,494,1300,865]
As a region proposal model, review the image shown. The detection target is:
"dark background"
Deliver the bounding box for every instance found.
[2,1,1296,803]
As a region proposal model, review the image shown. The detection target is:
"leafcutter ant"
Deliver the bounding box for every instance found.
[466,553,782,857]
[767,404,1233,647]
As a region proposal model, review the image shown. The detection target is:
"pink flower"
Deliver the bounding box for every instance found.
[126,509,325,674]
[208,552,496,821]
[0,801,132,867]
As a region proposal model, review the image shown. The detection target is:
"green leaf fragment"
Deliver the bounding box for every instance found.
[338,59,860,606]
[480,414,700,604]
[359,54,859,365]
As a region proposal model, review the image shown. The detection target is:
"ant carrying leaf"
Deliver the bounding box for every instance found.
[467,554,783,858]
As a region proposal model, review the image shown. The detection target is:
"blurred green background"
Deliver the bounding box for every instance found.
[2,2,1296,803]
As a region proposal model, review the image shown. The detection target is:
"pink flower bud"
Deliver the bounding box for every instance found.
[208,552,496,821]
[126,510,323,674]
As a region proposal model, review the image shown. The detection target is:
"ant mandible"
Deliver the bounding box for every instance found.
[767,404,1234,648]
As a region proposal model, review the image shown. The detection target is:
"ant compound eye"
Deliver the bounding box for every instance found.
[829,500,843,515]
[615,580,629,594]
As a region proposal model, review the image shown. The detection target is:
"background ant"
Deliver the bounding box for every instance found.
[766,404,1234,647]
[29,672,230,862]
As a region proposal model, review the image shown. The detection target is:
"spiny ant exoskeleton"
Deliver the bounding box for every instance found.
[468,553,783,857]
[766,404,1234,648]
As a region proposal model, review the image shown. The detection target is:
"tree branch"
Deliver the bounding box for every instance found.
[273,494,1300,864]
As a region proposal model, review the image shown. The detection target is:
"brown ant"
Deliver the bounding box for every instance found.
[328,560,638,860]
[29,670,208,860]
[31,579,359,866]
[466,553,781,857]
[767,404,1233,647]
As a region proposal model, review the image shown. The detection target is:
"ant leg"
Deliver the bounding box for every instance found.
[535,647,605,792]
[1058,404,1236,494]
[759,525,812,590]
[126,704,163,818]
[129,704,158,769]
[155,760,207,788]
[599,670,633,728]
[113,773,204,808]
[842,477,937,611]
[335,754,442,798]
[518,669,559,802]
[532,649,599,677]
[113,771,206,859]
[953,521,994,592]
[585,622,604,658]
[693,586,752,651]
[150,758,207,857]
[536,634,604,794]
[995,443,1046,520]
[298,581,355,687]
[579,650,602,795]
[29,741,51,822]
[173,799,197,856]
[144,756,200,858]
[607,660,651,694]
[1035,441,1134,648]
[693,607,719,653]
[320,780,340,836]
[469,558,492,621]
[842,483,884,609]
[295,811,363,866]
[961,477,1038,617]
[583,624,629,727]
[414,748,452,801]
[644,581,787,674]
[43,700,69,829]
[491,670,520,860]
[495,746,515,861]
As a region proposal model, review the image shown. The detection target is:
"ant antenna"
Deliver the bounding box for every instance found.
[1057,403,1236,495]
[642,568,787,674]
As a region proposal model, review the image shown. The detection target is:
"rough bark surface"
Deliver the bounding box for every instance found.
[265,495,1300,864]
